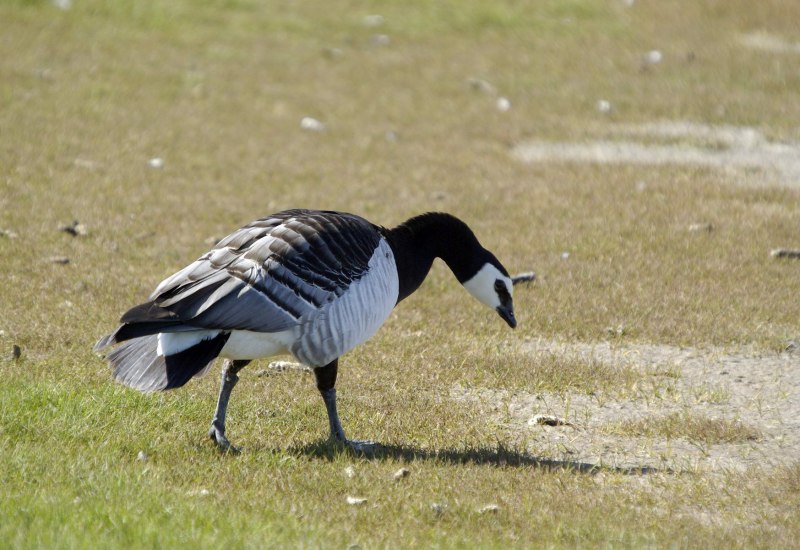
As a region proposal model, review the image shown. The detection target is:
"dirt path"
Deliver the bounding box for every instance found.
[454,340,800,473]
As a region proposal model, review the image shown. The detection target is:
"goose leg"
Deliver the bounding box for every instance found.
[314,359,377,452]
[209,359,250,452]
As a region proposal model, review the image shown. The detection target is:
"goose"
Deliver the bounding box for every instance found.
[95,209,516,451]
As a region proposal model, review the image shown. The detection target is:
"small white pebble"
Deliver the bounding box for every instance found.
[688,222,713,232]
[596,99,612,114]
[393,467,410,480]
[560,251,570,260]
[362,14,385,27]
[346,496,367,506]
[344,465,356,478]
[300,117,325,132]
[137,451,148,462]
[645,50,663,64]
[479,504,500,514]
[147,157,164,169]
[268,360,308,372]
[496,97,511,112]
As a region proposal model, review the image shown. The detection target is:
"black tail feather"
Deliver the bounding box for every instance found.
[94,301,195,352]
[107,332,229,392]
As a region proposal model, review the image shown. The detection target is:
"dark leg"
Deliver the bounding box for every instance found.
[209,358,250,452]
[314,359,346,442]
[314,359,377,452]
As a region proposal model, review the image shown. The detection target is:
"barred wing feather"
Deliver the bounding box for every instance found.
[145,210,382,334]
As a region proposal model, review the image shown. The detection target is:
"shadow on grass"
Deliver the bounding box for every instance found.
[289,439,663,475]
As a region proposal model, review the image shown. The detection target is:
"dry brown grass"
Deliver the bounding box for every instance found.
[600,412,762,446]
[2,0,799,547]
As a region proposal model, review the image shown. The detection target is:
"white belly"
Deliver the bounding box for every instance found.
[219,329,295,360]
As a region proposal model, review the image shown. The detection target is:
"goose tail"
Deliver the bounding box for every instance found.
[103,332,229,392]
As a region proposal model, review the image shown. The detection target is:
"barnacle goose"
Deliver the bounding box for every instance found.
[95,209,516,451]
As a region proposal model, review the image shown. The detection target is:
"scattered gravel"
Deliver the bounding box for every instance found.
[644,50,663,65]
[59,220,88,237]
[346,496,367,506]
[528,415,573,427]
[256,361,310,377]
[770,248,800,259]
[596,99,612,114]
[300,117,325,132]
[478,504,500,514]
[688,222,713,233]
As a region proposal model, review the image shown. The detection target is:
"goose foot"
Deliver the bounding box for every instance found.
[209,423,240,454]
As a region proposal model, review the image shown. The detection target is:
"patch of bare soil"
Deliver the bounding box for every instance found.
[511,121,800,188]
[453,340,800,473]
[739,31,800,55]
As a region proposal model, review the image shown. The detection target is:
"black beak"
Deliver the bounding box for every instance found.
[496,303,517,329]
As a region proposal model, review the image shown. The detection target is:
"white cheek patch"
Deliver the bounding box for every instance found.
[462,263,513,309]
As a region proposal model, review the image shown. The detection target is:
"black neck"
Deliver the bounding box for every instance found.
[383,212,485,303]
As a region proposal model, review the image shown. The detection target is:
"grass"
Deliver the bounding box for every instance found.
[2,0,800,547]
[600,412,762,446]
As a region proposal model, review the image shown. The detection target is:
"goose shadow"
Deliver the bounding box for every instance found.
[288,439,664,475]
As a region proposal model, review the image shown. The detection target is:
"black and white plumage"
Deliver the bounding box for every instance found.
[96,209,516,451]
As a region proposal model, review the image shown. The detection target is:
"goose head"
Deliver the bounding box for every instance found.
[462,255,516,329]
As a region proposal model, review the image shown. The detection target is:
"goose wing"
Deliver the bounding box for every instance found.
[146,210,382,333]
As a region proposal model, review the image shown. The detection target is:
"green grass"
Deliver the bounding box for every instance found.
[2,0,800,547]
